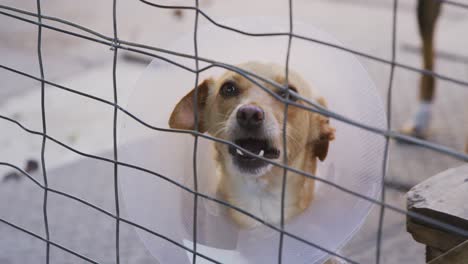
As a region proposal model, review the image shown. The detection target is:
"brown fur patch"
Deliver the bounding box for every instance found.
[169,79,212,132]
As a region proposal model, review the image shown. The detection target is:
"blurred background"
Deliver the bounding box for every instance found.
[0,0,467,263]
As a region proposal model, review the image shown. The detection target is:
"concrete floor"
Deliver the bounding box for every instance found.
[0,0,467,263]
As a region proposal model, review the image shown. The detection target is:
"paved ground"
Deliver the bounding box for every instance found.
[0,0,467,263]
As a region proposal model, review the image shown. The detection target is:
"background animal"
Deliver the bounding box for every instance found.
[401,0,442,139]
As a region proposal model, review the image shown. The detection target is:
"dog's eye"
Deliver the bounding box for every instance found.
[220,81,240,97]
[278,85,298,101]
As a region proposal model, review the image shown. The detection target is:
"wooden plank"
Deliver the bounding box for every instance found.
[407,220,465,251]
[428,240,468,264]
[426,246,445,262]
[407,165,468,250]
[407,165,468,263]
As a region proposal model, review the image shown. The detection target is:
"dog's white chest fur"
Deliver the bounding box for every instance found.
[227,169,289,226]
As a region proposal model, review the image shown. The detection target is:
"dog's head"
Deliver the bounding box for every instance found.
[169,62,335,177]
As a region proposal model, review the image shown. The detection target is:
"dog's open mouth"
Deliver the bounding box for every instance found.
[228,138,280,172]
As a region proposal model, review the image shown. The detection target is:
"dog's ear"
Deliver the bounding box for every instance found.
[309,97,335,161]
[169,79,213,132]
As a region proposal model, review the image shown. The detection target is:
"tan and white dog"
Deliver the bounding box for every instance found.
[169,62,335,228]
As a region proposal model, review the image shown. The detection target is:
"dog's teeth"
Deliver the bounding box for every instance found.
[236,149,244,156]
[259,150,264,157]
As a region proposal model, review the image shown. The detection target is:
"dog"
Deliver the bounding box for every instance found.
[169,62,335,228]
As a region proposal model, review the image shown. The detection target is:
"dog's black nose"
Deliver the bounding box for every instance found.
[236,105,264,129]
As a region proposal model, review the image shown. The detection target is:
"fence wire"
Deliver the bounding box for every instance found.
[35,0,51,263]
[191,1,201,263]
[376,0,398,263]
[0,1,468,264]
[112,0,121,263]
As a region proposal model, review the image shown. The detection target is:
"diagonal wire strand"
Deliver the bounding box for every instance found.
[1,4,468,90]
[0,218,100,264]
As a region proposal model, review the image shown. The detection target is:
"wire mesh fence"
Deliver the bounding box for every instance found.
[0,0,467,264]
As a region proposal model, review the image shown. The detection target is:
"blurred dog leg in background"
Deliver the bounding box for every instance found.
[400,0,441,139]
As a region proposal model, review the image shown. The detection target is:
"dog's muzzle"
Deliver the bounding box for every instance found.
[229,105,280,173]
